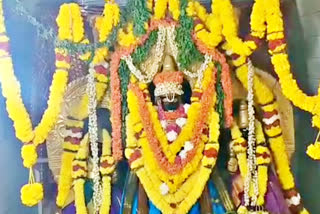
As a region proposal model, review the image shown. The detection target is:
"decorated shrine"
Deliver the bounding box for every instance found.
[0,0,319,213]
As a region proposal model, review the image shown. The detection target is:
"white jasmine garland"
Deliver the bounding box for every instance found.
[245,59,259,206]
[154,82,184,97]
[86,62,102,212]
[166,25,212,83]
[122,26,166,83]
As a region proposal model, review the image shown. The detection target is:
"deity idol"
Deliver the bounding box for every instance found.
[123,54,234,213]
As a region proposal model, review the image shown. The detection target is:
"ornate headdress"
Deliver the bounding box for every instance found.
[153,55,184,98]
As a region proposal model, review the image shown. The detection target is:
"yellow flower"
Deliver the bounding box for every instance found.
[237,206,248,214]
[118,23,137,47]
[21,144,38,168]
[100,176,112,214]
[154,0,168,20]
[236,63,274,105]
[306,142,320,160]
[20,183,44,207]
[250,0,266,39]
[269,136,295,190]
[33,69,68,145]
[168,0,180,20]
[74,179,87,214]
[271,53,318,113]
[56,3,85,42]
[97,2,120,42]
[257,166,268,205]
[300,208,310,214]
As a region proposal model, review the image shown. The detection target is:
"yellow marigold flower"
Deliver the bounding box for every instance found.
[20,183,44,207]
[21,144,38,168]
[118,23,137,47]
[306,142,320,160]
[237,206,248,214]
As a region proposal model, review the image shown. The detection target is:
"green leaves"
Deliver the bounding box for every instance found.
[125,0,151,36]
[216,63,225,127]
[131,30,158,64]
[176,0,203,69]
[119,60,130,144]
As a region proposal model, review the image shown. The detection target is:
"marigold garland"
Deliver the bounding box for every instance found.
[255,120,269,206]
[96,1,120,43]
[126,63,220,200]
[110,20,179,161]
[193,37,233,127]
[154,0,180,21]
[250,0,266,39]
[72,134,89,214]
[99,129,114,214]
[56,3,85,42]
[57,119,84,208]
[127,90,220,214]
[235,63,294,188]
[0,2,74,206]
[235,62,310,212]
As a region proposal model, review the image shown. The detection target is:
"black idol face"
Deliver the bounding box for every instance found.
[157,94,182,111]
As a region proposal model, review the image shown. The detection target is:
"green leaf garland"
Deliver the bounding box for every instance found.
[119,60,131,145]
[131,30,158,64]
[176,0,203,69]
[125,0,151,36]
[216,63,225,127]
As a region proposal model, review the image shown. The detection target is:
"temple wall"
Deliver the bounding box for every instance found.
[292,0,320,212]
[296,0,320,93]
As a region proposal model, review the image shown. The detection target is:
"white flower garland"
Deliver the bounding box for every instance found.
[167,25,212,86]
[122,26,166,83]
[154,82,184,97]
[87,62,102,212]
[245,59,259,207]
[124,25,212,86]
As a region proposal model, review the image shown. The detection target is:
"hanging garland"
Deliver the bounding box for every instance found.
[131,30,158,64]
[119,60,131,145]
[125,0,151,36]
[216,63,225,127]
[0,1,82,206]
[176,0,204,70]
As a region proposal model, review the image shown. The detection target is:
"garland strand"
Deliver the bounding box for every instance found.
[245,59,259,207]
[15,0,119,58]
[131,30,158,64]
[87,62,102,212]
[119,60,130,145]
[126,0,150,36]
[176,0,203,69]
[216,63,225,128]
[0,1,73,207]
